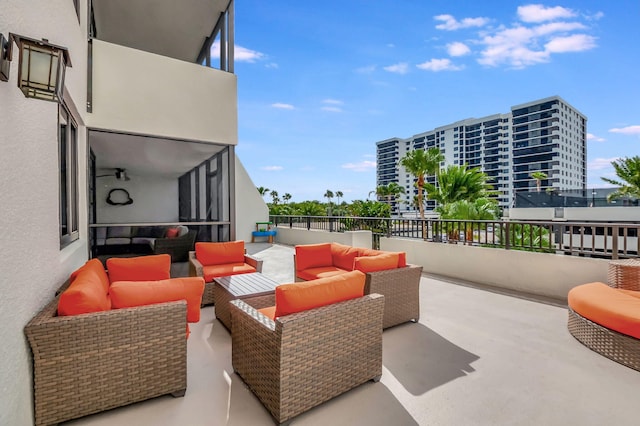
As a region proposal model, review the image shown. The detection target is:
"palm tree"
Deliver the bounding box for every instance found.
[335,191,343,205]
[283,193,292,204]
[399,147,444,220]
[370,183,405,210]
[270,190,280,205]
[601,156,640,202]
[323,190,334,215]
[257,186,270,199]
[427,165,493,205]
[530,171,547,193]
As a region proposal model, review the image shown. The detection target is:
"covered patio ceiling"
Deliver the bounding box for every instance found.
[89,130,227,178]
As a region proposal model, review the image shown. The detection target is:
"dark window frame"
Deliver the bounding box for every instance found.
[59,102,79,248]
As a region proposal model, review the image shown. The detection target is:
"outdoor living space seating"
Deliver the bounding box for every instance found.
[567,262,640,372]
[230,271,384,424]
[94,224,198,262]
[42,244,640,426]
[25,255,205,426]
[189,240,264,305]
[294,242,423,328]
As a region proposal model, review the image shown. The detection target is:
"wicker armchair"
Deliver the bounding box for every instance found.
[229,293,385,425]
[153,230,197,262]
[189,251,263,305]
[294,254,423,329]
[25,297,188,426]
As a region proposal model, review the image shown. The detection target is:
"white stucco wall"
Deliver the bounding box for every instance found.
[235,156,269,241]
[0,2,89,425]
[380,237,609,301]
[275,227,373,249]
[96,174,179,223]
[89,39,238,144]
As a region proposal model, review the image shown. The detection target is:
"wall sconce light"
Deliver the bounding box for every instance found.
[0,32,72,102]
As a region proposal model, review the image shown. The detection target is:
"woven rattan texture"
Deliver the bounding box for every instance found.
[25,298,188,425]
[365,265,423,328]
[567,307,640,372]
[213,282,275,330]
[230,293,384,424]
[188,251,264,306]
[607,259,640,291]
[296,264,423,329]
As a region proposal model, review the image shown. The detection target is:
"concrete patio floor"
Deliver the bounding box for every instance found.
[66,243,640,425]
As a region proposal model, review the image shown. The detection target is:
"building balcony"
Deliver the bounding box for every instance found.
[88,39,238,144]
[59,224,640,425]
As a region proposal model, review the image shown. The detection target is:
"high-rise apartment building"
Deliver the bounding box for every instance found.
[376,96,587,212]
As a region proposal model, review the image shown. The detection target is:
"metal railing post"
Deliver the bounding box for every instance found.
[504,221,511,250]
[612,225,619,259]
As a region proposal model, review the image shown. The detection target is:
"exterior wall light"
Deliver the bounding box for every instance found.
[0,33,72,102]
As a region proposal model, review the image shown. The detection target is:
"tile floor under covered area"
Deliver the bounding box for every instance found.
[67,243,640,425]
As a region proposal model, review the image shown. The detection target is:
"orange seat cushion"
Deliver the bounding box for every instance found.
[58,266,111,316]
[195,241,245,266]
[354,253,400,273]
[107,254,171,283]
[69,258,110,293]
[202,263,256,282]
[330,243,360,271]
[110,277,205,323]
[274,270,366,318]
[358,248,383,257]
[568,282,640,339]
[297,266,349,281]
[258,306,277,320]
[295,243,333,271]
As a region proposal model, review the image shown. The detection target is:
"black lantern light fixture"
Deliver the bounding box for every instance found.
[0,32,71,102]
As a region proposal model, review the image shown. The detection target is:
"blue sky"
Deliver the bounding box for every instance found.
[231,1,640,202]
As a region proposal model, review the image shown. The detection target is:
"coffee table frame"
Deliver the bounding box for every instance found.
[213,272,277,330]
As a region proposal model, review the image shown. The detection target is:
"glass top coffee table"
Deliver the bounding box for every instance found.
[213,272,278,330]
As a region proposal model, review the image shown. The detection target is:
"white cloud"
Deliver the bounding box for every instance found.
[447,41,471,57]
[609,125,640,135]
[545,34,597,53]
[321,106,343,113]
[355,65,376,74]
[477,21,597,68]
[383,62,409,74]
[587,133,606,142]
[517,4,576,23]
[265,62,279,69]
[416,58,463,71]
[342,160,377,172]
[261,166,283,171]
[211,42,265,63]
[322,99,344,105]
[588,157,619,171]
[271,103,295,110]
[435,14,489,31]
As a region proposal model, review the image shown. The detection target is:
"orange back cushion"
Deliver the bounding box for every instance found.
[70,258,110,293]
[195,241,245,266]
[109,277,205,323]
[295,243,333,271]
[274,270,365,318]
[58,268,111,316]
[354,253,400,273]
[330,243,360,271]
[107,254,171,283]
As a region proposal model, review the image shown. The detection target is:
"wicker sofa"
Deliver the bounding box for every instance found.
[189,241,264,306]
[229,271,385,425]
[568,280,640,372]
[94,225,197,262]
[294,242,423,329]
[25,255,205,425]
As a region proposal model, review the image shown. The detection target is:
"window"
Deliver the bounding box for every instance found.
[59,103,79,248]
